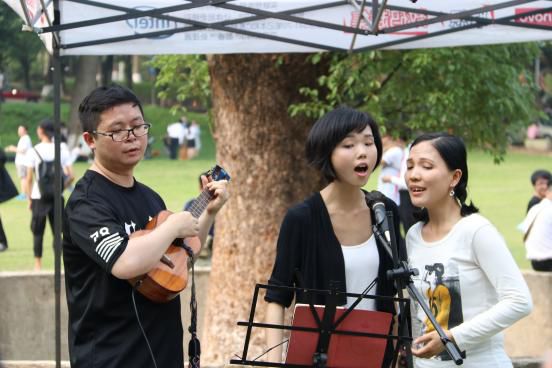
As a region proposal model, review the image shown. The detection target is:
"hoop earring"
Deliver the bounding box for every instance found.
[449,189,455,197]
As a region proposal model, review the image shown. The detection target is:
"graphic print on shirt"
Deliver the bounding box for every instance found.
[88,215,154,264]
[124,221,136,235]
[89,226,124,263]
[413,261,464,361]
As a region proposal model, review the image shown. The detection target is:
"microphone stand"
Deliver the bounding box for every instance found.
[378,210,414,368]
[372,212,464,366]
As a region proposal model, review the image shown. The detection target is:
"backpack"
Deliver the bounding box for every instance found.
[33,147,57,200]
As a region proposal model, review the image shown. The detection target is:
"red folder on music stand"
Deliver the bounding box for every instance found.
[285,304,393,368]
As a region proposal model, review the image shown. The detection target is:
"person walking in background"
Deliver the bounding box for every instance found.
[6,125,32,200]
[165,116,188,160]
[527,169,551,212]
[24,120,74,270]
[405,132,532,367]
[186,120,201,159]
[0,146,19,252]
[0,70,4,96]
[193,121,201,154]
[520,180,552,272]
[0,214,7,252]
[526,123,539,140]
[377,133,404,206]
[59,122,72,159]
[381,136,418,233]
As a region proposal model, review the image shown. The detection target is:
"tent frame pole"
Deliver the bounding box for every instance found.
[53,1,62,367]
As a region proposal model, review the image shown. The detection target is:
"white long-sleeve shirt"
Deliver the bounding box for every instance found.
[406,213,532,368]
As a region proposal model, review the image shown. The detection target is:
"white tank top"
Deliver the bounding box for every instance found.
[341,234,379,311]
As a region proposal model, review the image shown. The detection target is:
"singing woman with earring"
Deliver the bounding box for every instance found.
[404,132,532,367]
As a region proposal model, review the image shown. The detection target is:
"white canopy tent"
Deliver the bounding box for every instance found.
[5,0,552,55]
[3,1,552,367]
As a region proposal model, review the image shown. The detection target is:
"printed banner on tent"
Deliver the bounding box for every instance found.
[4,0,552,55]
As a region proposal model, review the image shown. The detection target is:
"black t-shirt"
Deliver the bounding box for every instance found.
[63,170,183,368]
[527,195,542,213]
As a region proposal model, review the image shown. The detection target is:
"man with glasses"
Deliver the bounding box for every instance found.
[62,84,229,368]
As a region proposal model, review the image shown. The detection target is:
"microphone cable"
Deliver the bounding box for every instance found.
[132,287,159,368]
[233,338,289,362]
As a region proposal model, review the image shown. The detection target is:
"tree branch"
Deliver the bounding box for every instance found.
[365,60,403,103]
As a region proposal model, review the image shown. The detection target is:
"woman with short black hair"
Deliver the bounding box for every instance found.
[264,106,406,366]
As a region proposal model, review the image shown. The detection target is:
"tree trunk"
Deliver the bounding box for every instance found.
[101,56,114,86]
[67,56,99,147]
[43,52,53,84]
[21,58,31,90]
[202,54,328,365]
[124,55,133,90]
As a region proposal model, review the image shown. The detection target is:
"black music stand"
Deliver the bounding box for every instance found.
[229,282,412,368]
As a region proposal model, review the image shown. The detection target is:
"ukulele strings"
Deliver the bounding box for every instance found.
[187,190,213,218]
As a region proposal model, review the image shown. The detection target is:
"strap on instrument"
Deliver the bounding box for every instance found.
[182,243,201,368]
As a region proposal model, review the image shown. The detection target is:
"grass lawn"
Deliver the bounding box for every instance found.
[461,149,551,269]
[0,144,549,271]
[0,118,217,271]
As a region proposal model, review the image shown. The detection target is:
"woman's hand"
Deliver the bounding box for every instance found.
[266,302,285,363]
[411,329,455,359]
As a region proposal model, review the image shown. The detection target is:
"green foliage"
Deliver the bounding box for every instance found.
[131,80,157,105]
[290,44,541,161]
[0,102,215,159]
[0,102,71,147]
[147,45,540,162]
[149,55,211,114]
[0,2,45,89]
[146,43,540,162]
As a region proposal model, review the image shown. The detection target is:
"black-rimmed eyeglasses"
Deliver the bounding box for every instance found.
[93,123,151,142]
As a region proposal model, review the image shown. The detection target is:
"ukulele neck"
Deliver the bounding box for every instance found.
[188,190,213,218]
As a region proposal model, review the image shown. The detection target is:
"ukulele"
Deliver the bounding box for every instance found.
[129,164,230,303]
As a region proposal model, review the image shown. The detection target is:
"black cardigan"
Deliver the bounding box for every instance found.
[265,191,406,314]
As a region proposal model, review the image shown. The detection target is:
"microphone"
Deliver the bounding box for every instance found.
[366,191,391,244]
